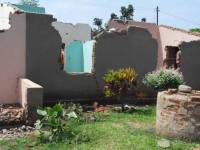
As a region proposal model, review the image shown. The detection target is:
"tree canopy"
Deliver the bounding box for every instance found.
[190,28,200,33]
[110,13,119,20]
[120,4,134,21]
[141,18,146,22]
[93,18,103,30]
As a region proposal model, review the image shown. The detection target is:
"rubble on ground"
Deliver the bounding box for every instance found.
[0,104,26,125]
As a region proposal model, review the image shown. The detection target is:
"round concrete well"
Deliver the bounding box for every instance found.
[156,90,200,139]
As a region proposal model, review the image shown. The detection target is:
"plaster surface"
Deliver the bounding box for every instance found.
[0,13,26,103]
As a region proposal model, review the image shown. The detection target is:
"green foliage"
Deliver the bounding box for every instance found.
[1,106,200,149]
[93,18,103,30]
[110,13,119,20]
[93,18,104,36]
[19,0,39,6]
[103,68,137,97]
[143,69,185,90]
[120,4,134,21]
[190,28,200,33]
[141,17,146,22]
[35,103,79,143]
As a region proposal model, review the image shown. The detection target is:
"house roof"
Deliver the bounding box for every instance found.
[108,19,200,38]
[159,25,200,37]
[107,19,160,40]
[13,4,45,14]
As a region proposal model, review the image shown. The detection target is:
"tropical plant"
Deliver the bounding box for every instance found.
[19,0,39,6]
[110,13,119,20]
[143,69,185,91]
[35,103,78,143]
[103,68,137,98]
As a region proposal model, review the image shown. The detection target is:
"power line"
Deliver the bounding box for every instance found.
[160,11,200,26]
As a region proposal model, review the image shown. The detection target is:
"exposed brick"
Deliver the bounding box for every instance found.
[156,91,200,140]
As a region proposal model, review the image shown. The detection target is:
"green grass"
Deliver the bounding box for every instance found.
[0,106,199,150]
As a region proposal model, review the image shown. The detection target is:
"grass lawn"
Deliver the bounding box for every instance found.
[0,106,199,150]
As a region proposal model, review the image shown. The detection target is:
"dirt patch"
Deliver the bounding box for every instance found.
[0,125,35,139]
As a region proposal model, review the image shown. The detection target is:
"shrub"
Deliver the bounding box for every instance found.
[103,68,137,97]
[143,69,185,91]
[35,103,78,143]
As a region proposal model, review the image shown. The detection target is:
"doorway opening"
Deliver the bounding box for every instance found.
[164,46,180,69]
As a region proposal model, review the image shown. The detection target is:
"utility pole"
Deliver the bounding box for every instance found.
[156,6,160,25]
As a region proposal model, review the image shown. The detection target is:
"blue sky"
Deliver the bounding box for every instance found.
[1,0,200,29]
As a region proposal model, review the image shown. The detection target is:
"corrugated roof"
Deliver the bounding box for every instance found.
[14,4,45,14]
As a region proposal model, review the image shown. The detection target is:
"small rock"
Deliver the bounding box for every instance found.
[158,139,170,148]
[113,106,122,112]
[178,85,192,93]
[2,129,7,134]
[21,125,26,131]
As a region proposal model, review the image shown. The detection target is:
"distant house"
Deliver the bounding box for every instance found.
[0,3,45,31]
[107,19,200,69]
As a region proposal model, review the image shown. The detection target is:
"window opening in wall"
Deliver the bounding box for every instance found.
[164,46,180,69]
[60,40,94,73]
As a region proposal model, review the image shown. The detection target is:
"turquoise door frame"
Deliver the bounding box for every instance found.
[64,40,94,73]
[83,40,94,73]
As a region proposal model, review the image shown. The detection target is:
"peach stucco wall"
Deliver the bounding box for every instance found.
[159,26,200,60]
[0,13,26,104]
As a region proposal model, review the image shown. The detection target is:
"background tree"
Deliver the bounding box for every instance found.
[120,6,127,21]
[126,5,134,20]
[190,28,200,33]
[110,13,118,20]
[93,18,103,31]
[141,17,146,22]
[93,18,104,36]
[19,0,39,6]
[120,4,134,21]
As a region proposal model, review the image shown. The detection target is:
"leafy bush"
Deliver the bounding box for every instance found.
[143,69,185,90]
[35,103,108,143]
[103,68,137,97]
[35,103,78,143]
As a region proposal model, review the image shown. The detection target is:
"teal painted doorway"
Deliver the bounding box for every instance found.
[64,41,84,73]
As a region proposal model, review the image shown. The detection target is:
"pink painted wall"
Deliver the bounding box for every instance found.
[0,13,26,104]
[159,25,200,61]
